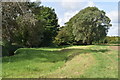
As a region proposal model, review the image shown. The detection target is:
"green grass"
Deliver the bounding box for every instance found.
[2,45,118,78]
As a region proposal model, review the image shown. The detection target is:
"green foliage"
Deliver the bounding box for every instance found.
[106,36,120,44]
[2,40,22,56]
[32,6,59,46]
[2,2,59,48]
[2,2,45,55]
[2,2,31,43]
[56,7,111,45]
[2,45,9,57]
[93,36,120,44]
[54,26,74,45]
[15,13,45,47]
[2,2,59,56]
[71,7,111,44]
[2,40,11,56]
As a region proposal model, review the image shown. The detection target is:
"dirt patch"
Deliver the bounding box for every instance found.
[109,46,120,51]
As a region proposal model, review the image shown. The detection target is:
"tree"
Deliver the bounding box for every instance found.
[2,2,33,43]
[66,7,111,44]
[15,13,45,47]
[2,2,46,55]
[2,2,23,43]
[2,2,45,47]
[32,6,59,46]
[2,2,30,55]
[54,26,74,45]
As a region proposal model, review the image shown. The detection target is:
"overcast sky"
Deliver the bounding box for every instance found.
[32,0,119,36]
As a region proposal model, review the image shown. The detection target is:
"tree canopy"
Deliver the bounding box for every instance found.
[56,7,112,45]
[2,2,59,56]
[2,2,59,47]
[33,6,59,46]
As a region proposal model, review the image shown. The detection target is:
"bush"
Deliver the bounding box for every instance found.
[106,36,120,44]
[2,41,22,56]
[2,45,9,57]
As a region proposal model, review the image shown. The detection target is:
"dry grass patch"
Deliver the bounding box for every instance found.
[45,53,95,78]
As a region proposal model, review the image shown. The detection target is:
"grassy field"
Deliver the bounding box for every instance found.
[2,45,118,78]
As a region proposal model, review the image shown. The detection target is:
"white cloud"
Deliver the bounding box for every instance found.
[58,10,79,26]
[60,0,87,10]
[107,23,118,36]
[64,11,79,22]
[88,1,95,7]
[58,0,95,26]
[106,10,118,23]
[60,0,77,9]
[58,18,63,26]
[106,10,119,36]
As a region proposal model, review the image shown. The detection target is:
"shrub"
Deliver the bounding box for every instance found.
[2,40,22,56]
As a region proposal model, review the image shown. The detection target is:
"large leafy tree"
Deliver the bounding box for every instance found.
[32,6,59,46]
[2,2,31,43]
[2,2,45,47]
[2,2,29,56]
[15,13,45,47]
[2,2,23,43]
[66,7,111,44]
[2,2,46,56]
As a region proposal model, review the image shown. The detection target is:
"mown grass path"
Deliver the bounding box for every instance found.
[2,45,118,78]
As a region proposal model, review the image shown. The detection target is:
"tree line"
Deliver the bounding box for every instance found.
[102,36,120,44]
[2,2,112,56]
